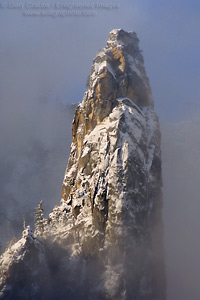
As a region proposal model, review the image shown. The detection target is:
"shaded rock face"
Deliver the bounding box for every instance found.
[0,29,165,300]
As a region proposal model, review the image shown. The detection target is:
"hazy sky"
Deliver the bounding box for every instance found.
[1,0,200,299]
[1,0,200,121]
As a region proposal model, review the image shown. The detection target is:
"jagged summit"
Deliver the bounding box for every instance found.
[86,29,153,110]
[107,29,139,47]
[0,29,165,300]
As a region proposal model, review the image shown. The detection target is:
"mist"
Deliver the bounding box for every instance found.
[162,115,200,300]
[0,99,75,248]
[1,0,200,299]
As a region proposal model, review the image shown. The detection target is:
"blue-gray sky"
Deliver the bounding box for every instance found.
[1,0,200,121]
[1,1,200,299]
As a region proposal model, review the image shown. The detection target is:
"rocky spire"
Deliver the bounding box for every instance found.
[0,29,166,300]
[60,29,166,299]
[68,29,154,161]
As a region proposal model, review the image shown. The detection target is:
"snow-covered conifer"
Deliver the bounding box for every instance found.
[34,200,44,235]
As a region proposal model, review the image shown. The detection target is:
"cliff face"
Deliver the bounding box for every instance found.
[0,29,165,300]
[59,29,165,299]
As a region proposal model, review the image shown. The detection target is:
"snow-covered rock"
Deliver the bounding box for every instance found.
[50,29,165,299]
[0,226,50,300]
[0,29,165,300]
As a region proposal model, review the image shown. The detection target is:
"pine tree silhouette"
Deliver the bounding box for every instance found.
[34,200,44,235]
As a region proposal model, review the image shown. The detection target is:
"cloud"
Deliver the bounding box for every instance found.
[0,100,75,250]
[161,114,200,300]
